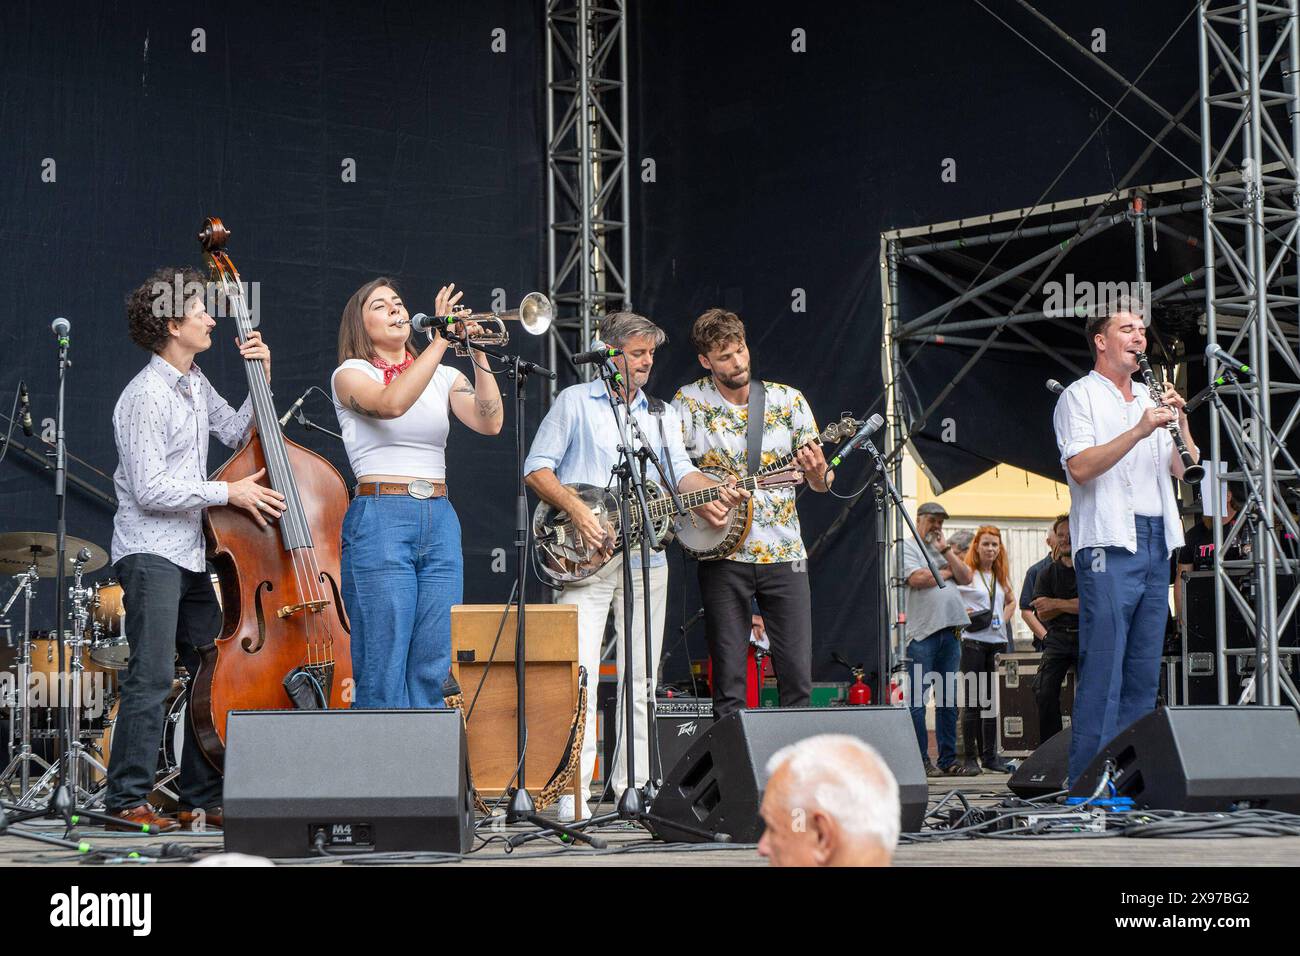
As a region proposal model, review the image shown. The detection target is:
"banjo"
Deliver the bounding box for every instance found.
[674,415,863,560]
[532,416,862,583]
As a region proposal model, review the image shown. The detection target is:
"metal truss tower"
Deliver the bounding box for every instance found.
[545,0,632,397]
[1198,0,1300,707]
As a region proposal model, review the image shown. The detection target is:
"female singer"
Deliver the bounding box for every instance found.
[331,278,503,708]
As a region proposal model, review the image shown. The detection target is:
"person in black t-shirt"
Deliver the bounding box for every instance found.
[1031,522,1079,743]
[1174,485,1241,623]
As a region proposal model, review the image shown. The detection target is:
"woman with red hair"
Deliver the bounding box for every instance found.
[956,526,1017,773]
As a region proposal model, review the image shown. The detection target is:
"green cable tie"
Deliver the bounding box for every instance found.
[128,851,140,859]
[77,842,91,853]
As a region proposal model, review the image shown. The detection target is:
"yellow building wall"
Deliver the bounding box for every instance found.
[902,454,1071,521]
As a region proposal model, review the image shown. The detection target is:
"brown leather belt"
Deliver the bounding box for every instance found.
[355,480,447,500]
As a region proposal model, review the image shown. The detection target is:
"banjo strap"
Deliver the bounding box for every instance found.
[746,380,766,476]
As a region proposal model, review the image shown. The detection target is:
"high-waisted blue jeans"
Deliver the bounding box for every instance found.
[340,493,463,709]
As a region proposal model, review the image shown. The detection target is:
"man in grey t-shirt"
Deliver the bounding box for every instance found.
[902,503,974,776]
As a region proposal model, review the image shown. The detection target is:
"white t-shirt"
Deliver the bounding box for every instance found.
[956,570,1011,645]
[331,360,458,481]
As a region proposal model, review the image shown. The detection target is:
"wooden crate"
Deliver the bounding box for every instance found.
[450,604,581,802]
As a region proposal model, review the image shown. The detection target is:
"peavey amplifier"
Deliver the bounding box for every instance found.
[656,697,714,778]
[601,696,714,785]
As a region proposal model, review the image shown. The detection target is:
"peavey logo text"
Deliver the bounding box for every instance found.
[677,721,699,737]
[50,886,151,936]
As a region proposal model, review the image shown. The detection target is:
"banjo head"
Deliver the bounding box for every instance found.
[674,465,752,560]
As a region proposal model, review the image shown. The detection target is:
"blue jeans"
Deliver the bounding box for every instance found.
[1069,516,1169,784]
[340,493,463,709]
[907,628,961,766]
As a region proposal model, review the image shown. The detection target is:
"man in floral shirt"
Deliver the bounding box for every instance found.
[672,309,833,717]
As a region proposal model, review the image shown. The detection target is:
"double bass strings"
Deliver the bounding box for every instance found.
[217,262,333,676]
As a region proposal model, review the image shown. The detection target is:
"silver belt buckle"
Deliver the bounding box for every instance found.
[407,479,435,500]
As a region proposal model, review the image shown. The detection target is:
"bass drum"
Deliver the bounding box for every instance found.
[98,677,188,810]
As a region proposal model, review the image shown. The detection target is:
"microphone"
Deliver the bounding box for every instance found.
[51,317,70,345]
[572,342,623,367]
[408,313,450,334]
[1046,379,1065,396]
[828,414,886,469]
[17,382,32,436]
[279,389,311,427]
[1205,343,1252,375]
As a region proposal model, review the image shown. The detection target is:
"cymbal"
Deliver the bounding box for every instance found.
[0,532,109,576]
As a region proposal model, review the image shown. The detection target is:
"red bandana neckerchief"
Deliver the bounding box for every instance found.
[371,353,413,385]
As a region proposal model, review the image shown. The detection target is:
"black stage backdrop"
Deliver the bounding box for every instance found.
[2,1,1198,686]
[0,0,546,622]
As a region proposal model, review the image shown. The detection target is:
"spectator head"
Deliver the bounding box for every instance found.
[1053,519,1073,560]
[757,734,900,868]
[916,501,948,538]
[1046,513,1069,552]
[947,528,975,556]
[964,524,1012,591]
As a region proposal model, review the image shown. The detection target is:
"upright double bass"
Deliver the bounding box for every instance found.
[191,217,353,768]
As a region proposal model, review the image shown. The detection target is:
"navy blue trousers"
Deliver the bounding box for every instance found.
[1068,516,1169,784]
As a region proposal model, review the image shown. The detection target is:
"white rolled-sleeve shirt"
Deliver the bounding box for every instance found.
[1053,370,1184,557]
[110,354,253,572]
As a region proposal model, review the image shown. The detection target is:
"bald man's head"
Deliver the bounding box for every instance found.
[757,734,900,867]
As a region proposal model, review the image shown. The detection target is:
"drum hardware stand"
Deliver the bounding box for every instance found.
[0,562,51,801]
[512,360,722,848]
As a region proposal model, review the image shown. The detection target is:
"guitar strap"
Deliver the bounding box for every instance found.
[746,380,766,476]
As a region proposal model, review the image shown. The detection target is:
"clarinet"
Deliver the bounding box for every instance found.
[1136,352,1204,484]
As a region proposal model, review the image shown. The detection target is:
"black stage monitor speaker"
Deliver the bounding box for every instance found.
[1008,727,1072,798]
[651,707,927,843]
[224,709,474,857]
[1068,706,1300,812]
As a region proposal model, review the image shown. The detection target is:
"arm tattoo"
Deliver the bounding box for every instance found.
[477,399,502,418]
[453,383,477,395]
[348,397,383,419]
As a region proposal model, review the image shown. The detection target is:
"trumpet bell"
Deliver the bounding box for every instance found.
[517,292,553,336]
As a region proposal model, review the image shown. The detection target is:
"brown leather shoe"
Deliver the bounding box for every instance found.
[105,805,180,833]
[178,807,223,831]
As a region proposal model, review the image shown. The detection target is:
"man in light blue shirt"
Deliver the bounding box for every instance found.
[525,311,743,821]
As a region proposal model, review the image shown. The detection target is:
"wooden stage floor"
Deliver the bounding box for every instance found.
[3,772,1298,867]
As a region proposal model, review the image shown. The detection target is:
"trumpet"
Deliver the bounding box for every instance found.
[397,292,554,357]
[1136,352,1204,485]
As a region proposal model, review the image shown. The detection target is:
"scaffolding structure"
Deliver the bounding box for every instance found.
[1198,0,1300,707]
[875,1,1300,709]
[544,0,632,398]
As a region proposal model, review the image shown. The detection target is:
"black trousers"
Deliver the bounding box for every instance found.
[104,553,223,811]
[1034,630,1079,743]
[698,559,812,719]
[960,639,1002,763]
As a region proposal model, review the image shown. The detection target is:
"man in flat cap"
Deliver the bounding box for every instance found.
[902,502,975,776]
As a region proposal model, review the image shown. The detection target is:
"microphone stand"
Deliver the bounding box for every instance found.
[511,360,722,847]
[3,325,123,842]
[832,421,945,706]
[438,330,601,848]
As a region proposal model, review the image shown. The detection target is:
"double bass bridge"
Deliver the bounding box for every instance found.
[276,599,330,619]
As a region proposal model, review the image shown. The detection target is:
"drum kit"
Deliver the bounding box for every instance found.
[0,531,189,809]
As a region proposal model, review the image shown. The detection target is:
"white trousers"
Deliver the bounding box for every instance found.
[557,558,667,805]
